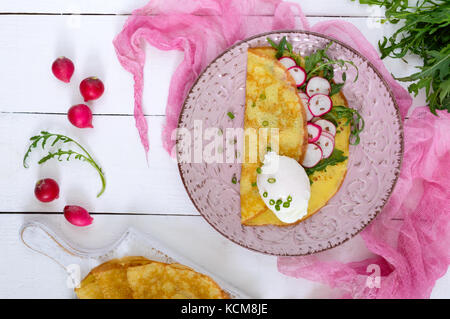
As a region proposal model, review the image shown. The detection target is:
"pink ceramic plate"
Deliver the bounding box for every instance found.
[177,31,403,256]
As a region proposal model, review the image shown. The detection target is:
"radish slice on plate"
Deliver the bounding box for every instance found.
[308,94,332,116]
[307,122,322,143]
[278,56,297,69]
[298,92,313,121]
[314,119,337,136]
[306,76,331,96]
[302,143,323,168]
[287,66,307,87]
[315,132,335,159]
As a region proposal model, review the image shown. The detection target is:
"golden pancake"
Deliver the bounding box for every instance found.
[75,256,229,299]
[240,49,308,224]
[127,262,229,299]
[81,256,151,299]
[74,273,104,299]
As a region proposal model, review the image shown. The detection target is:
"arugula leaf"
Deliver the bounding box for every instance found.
[305,149,348,177]
[267,36,291,59]
[330,82,345,96]
[322,105,365,145]
[354,0,450,114]
[23,131,106,197]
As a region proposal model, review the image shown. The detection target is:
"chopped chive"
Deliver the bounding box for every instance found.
[276,199,282,206]
[263,192,268,198]
[262,120,269,127]
[227,112,235,119]
[231,176,237,184]
[287,195,292,202]
[256,167,262,174]
[269,199,275,205]
[275,205,280,211]
[252,101,256,107]
[266,146,272,152]
[251,182,257,187]
[268,178,276,184]
[283,202,290,208]
[260,93,266,100]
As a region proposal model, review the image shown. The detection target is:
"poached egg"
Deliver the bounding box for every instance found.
[256,152,311,223]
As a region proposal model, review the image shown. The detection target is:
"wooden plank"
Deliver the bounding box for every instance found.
[0,113,198,214]
[0,0,379,17]
[0,15,426,115]
[2,213,449,298]
[0,213,374,298]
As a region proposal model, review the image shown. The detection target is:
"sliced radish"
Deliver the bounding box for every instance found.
[307,122,322,143]
[302,143,323,168]
[298,92,312,121]
[315,132,335,159]
[306,76,331,96]
[308,94,332,117]
[287,66,307,87]
[278,56,296,69]
[314,119,337,136]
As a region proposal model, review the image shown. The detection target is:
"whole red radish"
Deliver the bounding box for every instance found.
[34,178,60,202]
[52,57,74,83]
[68,104,93,128]
[80,77,104,102]
[64,205,93,227]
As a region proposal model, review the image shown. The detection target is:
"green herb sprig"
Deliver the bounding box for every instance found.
[322,105,365,145]
[23,131,106,197]
[304,42,359,85]
[354,0,450,114]
[305,149,348,176]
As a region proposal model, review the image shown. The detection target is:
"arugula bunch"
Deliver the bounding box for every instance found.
[267,36,364,145]
[355,0,450,114]
[23,131,106,197]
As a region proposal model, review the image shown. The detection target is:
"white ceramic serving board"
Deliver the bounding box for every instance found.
[20,221,250,299]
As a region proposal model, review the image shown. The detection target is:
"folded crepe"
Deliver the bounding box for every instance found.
[240,48,308,224]
[241,48,349,226]
[75,256,229,299]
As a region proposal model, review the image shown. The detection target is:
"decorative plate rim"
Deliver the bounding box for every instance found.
[176,30,404,256]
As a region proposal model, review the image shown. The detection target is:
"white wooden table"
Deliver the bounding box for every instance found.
[0,0,448,299]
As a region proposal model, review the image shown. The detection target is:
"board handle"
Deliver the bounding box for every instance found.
[20,221,94,288]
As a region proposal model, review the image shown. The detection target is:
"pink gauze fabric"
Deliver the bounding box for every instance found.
[113,0,308,156]
[114,0,450,298]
